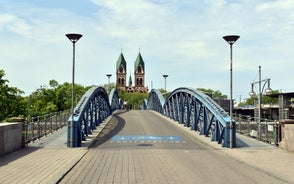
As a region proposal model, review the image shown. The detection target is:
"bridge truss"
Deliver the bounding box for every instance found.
[147,88,235,148]
[67,87,120,147]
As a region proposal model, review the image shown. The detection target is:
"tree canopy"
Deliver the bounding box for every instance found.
[118,89,148,110]
[197,88,227,99]
[0,68,91,121]
[0,69,26,121]
[24,81,90,117]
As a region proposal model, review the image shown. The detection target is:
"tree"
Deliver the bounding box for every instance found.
[197,88,227,99]
[239,90,279,107]
[0,69,26,121]
[118,90,148,110]
[25,80,89,117]
[0,71,93,120]
[49,79,59,89]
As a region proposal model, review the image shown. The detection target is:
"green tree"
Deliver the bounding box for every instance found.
[239,90,279,107]
[55,82,71,111]
[118,90,148,109]
[25,80,89,117]
[49,79,59,89]
[0,69,26,121]
[197,88,227,99]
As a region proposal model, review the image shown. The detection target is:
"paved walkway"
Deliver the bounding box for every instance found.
[0,112,294,183]
[0,117,110,184]
[173,122,294,183]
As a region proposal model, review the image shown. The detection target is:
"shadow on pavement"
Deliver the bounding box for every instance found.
[90,111,127,148]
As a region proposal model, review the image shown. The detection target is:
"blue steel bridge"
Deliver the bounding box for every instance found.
[68,86,235,148]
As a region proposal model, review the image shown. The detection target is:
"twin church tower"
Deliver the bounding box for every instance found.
[116,51,148,93]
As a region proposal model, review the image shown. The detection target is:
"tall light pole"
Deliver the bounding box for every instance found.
[223,35,240,148]
[106,74,112,93]
[66,33,82,147]
[249,66,272,139]
[163,74,168,92]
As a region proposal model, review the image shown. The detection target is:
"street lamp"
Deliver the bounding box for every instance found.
[106,74,112,93]
[66,33,82,147]
[162,74,168,92]
[249,66,272,139]
[223,35,240,148]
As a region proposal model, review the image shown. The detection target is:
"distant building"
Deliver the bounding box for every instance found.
[116,52,148,93]
[233,91,294,121]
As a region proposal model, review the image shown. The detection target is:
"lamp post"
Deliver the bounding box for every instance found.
[223,35,240,148]
[249,66,272,139]
[106,74,112,93]
[66,33,82,147]
[163,74,168,92]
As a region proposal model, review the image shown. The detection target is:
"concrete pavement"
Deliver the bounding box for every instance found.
[165,112,294,184]
[0,110,294,183]
[0,116,111,184]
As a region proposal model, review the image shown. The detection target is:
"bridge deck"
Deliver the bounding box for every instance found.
[0,110,293,183]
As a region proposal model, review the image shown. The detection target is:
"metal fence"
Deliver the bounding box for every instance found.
[233,113,281,146]
[23,111,70,145]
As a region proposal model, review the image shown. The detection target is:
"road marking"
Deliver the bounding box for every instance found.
[111,135,184,143]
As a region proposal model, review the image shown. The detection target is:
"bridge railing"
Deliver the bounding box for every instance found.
[23,111,69,145]
[147,87,235,148]
[234,113,280,145]
[67,87,120,147]
[147,89,165,113]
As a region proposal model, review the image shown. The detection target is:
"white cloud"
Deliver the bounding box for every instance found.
[0,13,32,37]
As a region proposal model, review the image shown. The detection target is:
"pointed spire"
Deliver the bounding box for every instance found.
[129,73,132,86]
[134,51,144,72]
[116,52,127,72]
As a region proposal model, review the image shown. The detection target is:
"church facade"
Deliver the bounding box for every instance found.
[116,52,148,93]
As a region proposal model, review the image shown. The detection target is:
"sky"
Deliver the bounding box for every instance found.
[1,0,294,102]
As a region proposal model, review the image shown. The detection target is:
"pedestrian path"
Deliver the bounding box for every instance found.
[0,111,294,183]
[28,118,109,149]
[0,147,87,184]
[0,116,111,184]
[168,116,294,184]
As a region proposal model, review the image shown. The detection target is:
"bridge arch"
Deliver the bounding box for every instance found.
[109,88,121,111]
[147,89,165,114]
[147,87,235,148]
[67,87,120,147]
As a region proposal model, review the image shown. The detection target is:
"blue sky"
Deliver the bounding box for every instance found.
[1,0,294,103]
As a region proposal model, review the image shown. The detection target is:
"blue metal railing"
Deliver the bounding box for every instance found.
[67,87,120,147]
[146,87,236,148]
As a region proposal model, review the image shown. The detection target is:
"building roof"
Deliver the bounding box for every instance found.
[134,52,144,72]
[116,52,127,72]
[268,92,294,98]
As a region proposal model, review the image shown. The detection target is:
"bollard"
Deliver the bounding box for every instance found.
[67,118,81,147]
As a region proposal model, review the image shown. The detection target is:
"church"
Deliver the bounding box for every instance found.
[116,51,148,93]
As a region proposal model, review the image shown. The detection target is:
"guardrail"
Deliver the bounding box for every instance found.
[23,111,70,145]
[233,113,280,146]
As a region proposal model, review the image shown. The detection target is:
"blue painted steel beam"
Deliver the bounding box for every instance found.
[147,89,165,114]
[67,87,120,147]
[146,87,236,148]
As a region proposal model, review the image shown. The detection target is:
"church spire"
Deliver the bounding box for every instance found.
[128,73,132,86]
[134,52,144,72]
[116,52,126,73]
